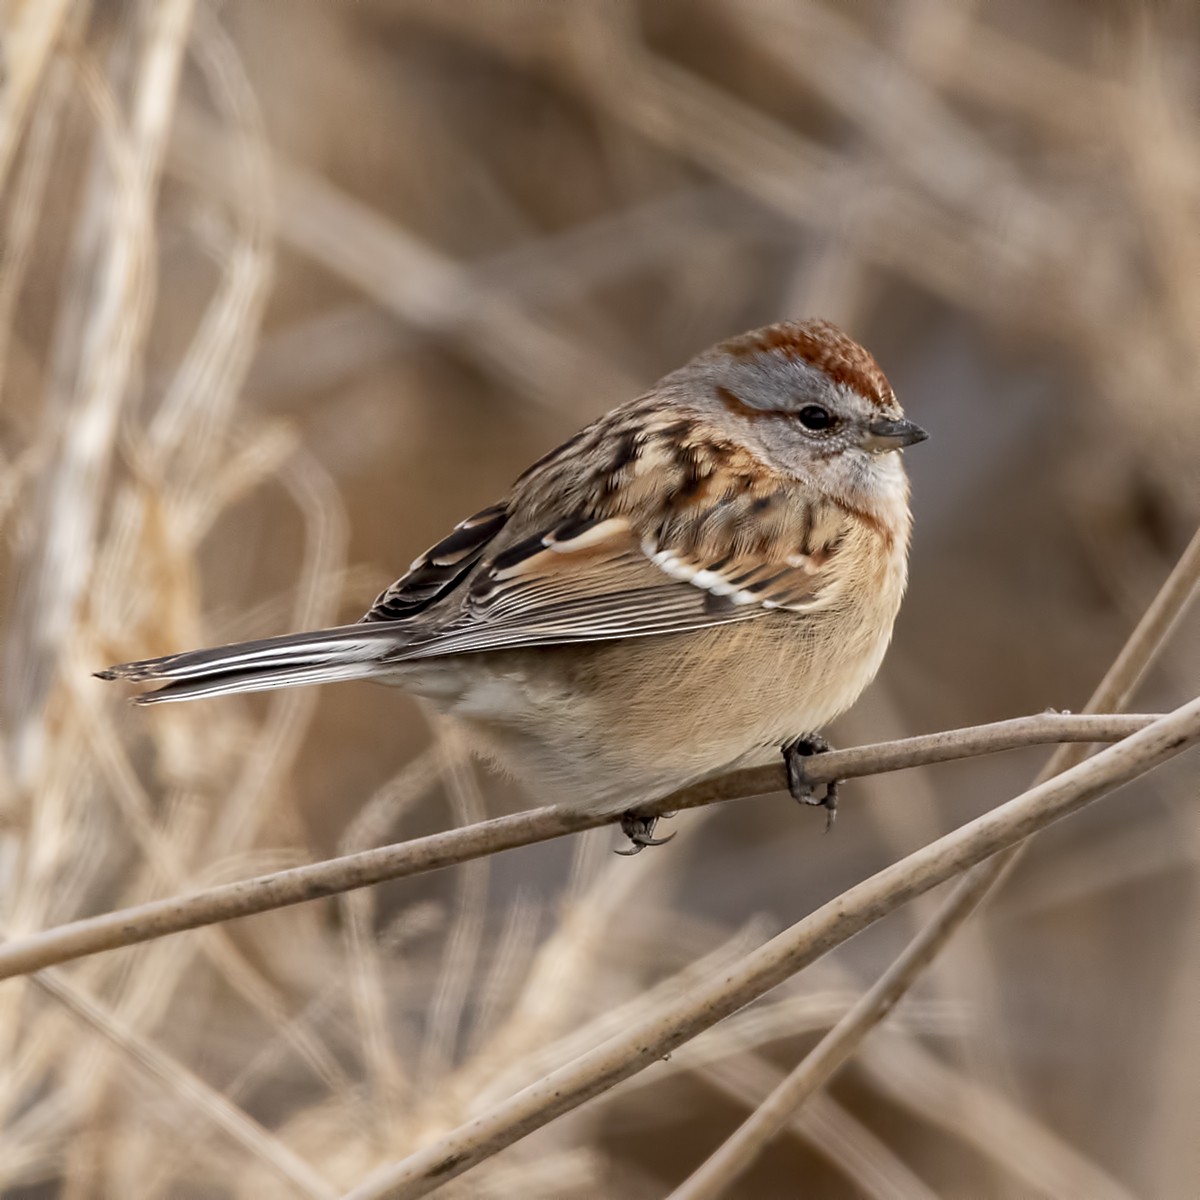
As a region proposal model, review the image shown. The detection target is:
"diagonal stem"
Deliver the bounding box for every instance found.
[669,524,1200,1200]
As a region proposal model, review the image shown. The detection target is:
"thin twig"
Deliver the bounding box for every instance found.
[701,1069,941,1200]
[0,713,1158,981]
[338,695,1200,1200]
[670,524,1200,1200]
[665,863,1003,1200]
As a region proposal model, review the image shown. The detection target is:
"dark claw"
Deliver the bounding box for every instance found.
[616,810,676,855]
[783,734,839,833]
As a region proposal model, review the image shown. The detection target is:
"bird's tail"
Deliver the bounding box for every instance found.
[96,624,406,705]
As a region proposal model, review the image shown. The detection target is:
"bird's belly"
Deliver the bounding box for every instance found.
[396,611,892,812]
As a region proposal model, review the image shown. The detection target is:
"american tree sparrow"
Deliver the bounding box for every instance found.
[100,319,926,851]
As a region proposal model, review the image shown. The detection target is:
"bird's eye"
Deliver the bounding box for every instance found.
[797,405,837,432]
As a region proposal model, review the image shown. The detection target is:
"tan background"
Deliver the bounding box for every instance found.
[1,1,1199,1196]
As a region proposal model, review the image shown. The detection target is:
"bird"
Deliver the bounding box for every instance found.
[98,318,926,852]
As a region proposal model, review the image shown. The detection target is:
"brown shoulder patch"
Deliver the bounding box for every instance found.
[719,318,894,409]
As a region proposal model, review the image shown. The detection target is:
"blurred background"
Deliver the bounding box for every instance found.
[1,1,1199,1196]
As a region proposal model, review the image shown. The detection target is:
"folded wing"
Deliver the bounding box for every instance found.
[379,414,851,661]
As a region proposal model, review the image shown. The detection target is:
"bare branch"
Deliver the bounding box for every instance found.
[0,712,1160,983]
[670,523,1200,1200]
[341,696,1200,1200]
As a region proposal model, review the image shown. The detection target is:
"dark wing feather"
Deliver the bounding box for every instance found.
[359,503,507,623]
[389,518,760,659]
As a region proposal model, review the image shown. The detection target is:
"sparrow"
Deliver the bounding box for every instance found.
[99,318,926,851]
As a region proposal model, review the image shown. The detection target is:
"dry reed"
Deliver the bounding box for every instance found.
[2,3,1198,1198]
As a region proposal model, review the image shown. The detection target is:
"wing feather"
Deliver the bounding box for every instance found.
[360,503,507,623]
[359,411,855,662]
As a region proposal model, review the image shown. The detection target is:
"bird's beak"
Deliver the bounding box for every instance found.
[860,417,928,453]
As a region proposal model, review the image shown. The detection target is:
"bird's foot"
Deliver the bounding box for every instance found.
[616,810,676,855]
[783,733,839,833]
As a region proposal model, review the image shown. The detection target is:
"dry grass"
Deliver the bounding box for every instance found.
[1,2,1199,1198]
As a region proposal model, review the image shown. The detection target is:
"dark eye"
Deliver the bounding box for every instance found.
[797,404,838,432]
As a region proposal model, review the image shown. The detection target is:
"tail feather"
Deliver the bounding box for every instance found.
[97,624,404,704]
[125,661,383,705]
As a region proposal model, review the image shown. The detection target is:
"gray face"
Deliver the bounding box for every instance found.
[688,350,927,497]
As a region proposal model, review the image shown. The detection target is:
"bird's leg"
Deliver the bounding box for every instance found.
[783,733,839,832]
[616,810,676,855]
